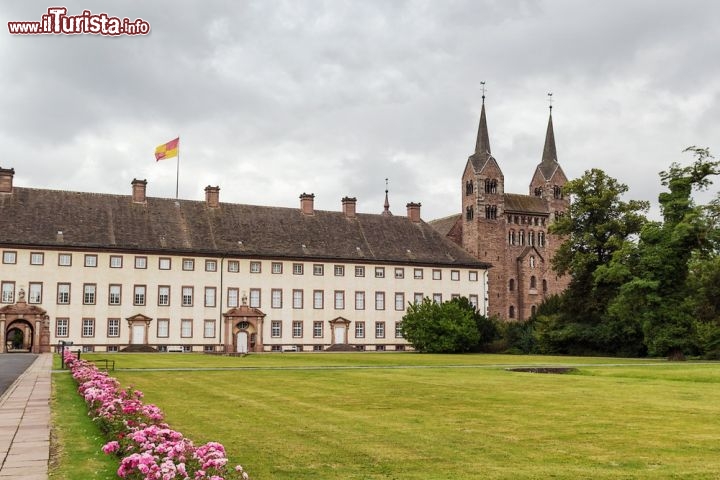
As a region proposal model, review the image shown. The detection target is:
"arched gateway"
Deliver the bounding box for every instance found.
[223,294,266,353]
[0,289,51,353]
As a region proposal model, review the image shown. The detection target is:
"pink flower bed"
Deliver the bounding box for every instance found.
[64,351,250,480]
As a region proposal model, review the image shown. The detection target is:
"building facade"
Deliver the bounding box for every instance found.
[430,100,570,320]
[0,168,489,353]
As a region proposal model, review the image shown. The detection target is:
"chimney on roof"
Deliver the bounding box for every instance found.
[131,178,147,204]
[205,185,220,208]
[300,193,315,215]
[0,167,15,193]
[406,202,421,223]
[342,196,357,218]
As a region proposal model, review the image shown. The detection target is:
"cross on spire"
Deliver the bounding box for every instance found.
[480,81,486,104]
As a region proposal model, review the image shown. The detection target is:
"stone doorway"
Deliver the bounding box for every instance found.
[0,290,50,353]
[6,319,32,352]
[223,294,265,353]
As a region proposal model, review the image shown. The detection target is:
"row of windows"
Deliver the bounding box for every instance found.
[507,215,546,227]
[0,251,480,282]
[532,185,564,199]
[55,317,404,340]
[271,320,403,339]
[2,282,480,310]
[464,178,499,196]
[508,305,538,319]
[508,277,547,292]
[508,230,546,247]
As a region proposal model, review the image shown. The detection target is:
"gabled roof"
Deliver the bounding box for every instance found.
[503,193,549,214]
[427,213,462,237]
[0,187,490,268]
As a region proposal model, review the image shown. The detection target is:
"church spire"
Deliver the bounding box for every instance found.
[474,83,491,156]
[382,178,392,216]
[541,94,557,164]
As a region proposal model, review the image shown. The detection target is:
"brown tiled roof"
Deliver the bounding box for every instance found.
[503,193,549,215]
[0,187,489,268]
[427,214,462,237]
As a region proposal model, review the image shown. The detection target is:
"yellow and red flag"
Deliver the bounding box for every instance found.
[155,137,179,161]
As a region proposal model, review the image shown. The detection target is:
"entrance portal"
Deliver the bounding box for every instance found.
[132,324,145,344]
[334,326,346,344]
[6,320,32,352]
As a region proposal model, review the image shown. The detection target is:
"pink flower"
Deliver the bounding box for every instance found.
[102,441,120,454]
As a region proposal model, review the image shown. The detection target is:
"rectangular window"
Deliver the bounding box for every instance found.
[28,283,42,304]
[250,261,261,273]
[227,288,239,308]
[204,287,216,307]
[84,254,97,267]
[375,291,385,310]
[355,291,365,310]
[205,260,217,272]
[57,283,70,304]
[271,289,282,309]
[228,260,240,273]
[292,321,303,338]
[157,319,169,338]
[158,286,170,306]
[292,289,303,309]
[181,319,193,338]
[469,294,479,308]
[56,318,69,337]
[30,252,44,265]
[110,255,123,268]
[394,268,404,279]
[432,269,442,280]
[182,286,194,307]
[355,266,365,277]
[414,268,423,280]
[313,264,324,276]
[355,321,365,338]
[108,284,121,305]
[134,256,147,269]
[313,290,324,309]
[334,291,345,309]
[451,270,460,281]
[133,285,146,306]
[334,265,345,276]
[395,322,403,338]
[182,258,195,271]
[375,322,385,339]
[414,292,423,304]
[433,293,442,303]
[451,294,461,300]
[394,292,405,311]
[293,263,304,275]
[159,257,171,270]
[107,318,120,337]
[58,253,71,266]
[249,289,261,308]
[469,271,479,282]
[2,251,17,264]
[375,267,385,278]
[204,320,216,338]
[1,282,15,303]
[82,318,95,337]
[271,320,282,338]
[313,321,323,338]
[83,284,96,305]
[271,262,282,274]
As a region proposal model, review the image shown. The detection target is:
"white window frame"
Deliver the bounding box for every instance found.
[158,286,170,306]
[28,283,42,304]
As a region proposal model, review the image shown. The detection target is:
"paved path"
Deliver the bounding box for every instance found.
[0,354,37,397]
[0,353,52,479]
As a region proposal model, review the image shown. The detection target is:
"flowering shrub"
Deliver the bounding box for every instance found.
[64,351,250,480]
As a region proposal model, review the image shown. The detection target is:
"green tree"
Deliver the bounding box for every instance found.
[610,147,720,359]
[401,297,485,353]
[543,169,648,354]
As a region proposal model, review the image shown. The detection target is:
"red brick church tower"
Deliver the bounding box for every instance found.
[431,96,570,320]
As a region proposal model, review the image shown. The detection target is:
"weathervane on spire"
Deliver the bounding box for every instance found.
[480,81,486,104]
[382,178,392,216]
[547,92,553,112]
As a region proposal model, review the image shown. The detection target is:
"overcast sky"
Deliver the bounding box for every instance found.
[2,0,719,221]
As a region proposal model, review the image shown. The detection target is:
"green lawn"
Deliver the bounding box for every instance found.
[51,353,720,479]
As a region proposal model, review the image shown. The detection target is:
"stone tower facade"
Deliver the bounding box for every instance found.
[432,99,570,320]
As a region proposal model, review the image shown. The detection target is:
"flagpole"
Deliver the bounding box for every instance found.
[175,137,180,200]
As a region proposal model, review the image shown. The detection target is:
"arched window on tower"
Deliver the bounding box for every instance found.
[509,279,515,292]
[485,205,497,220]
[466,205,474,221]
[519,230,525,245]
[542,279,548,292]
[553,185,563,199]
[530,276,537,289]
[538,232,546,247]
[531,305,537,316]
[485,179,498,194]
[530,256,535,268]
[465,180,474,196]
[529,231,535,246]
[534,187,543,197]
[508,230,516,246]
[509,305,515,319]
